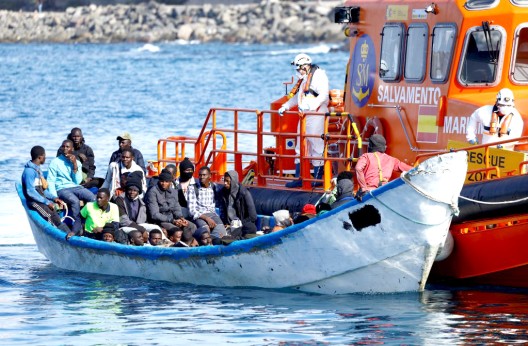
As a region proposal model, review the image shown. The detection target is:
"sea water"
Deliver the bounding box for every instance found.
[1,42,528,345]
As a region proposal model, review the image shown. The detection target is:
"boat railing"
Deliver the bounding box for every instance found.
[368,103,419,152]
[415,136,528,183]
[154,107,362,190]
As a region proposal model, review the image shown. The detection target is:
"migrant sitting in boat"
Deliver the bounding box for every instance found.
[219,170,258,239]
[115,171,164,243]
[56,127,101,189]
[144,169,197,244]
[187,166,227,244]
[21,145,72,235]
[47,139,96,237]
[79,188,121,242]
[109,132,146,173]
[102,148,146,200]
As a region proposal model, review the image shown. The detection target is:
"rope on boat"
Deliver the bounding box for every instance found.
[458,194,528,205]
[401,174,460,217]
[368,171,461,225]
[367,191,455,226]
[60,203,75,224]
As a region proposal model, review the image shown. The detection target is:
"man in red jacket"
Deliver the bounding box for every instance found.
[355,134,413,200]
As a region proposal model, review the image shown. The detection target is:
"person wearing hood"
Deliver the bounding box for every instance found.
[355,134,413,200]
[22,146,72,236]
[278,53,329,188]
[144,169,196,242]
[114,171,162,243]
[330,179,355,209]
[220,170,258,238]
[174,157,198,219]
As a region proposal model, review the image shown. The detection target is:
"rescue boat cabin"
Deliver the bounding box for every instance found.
[155,0,528,195]
[338,0,528,163]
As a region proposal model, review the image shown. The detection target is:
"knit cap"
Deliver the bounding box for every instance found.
[368,134,387,153]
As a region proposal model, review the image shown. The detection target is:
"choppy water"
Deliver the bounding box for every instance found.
[1,42,528,344]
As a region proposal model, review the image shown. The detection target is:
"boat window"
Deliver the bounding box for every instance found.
[512,26,528,83]
[380,23,405,81]
[459,25,503,86]
[464,0,499,10]
[404,23,428,82]
[512,0,528,6]
[430,23,457,83]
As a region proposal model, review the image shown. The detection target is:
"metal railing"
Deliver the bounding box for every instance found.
[154,107,362,190]
[415,136,528,183]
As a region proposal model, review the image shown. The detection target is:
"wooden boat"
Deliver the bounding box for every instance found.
[17,151,467,294]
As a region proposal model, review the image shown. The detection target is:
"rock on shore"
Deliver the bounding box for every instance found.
[0,0,346,43]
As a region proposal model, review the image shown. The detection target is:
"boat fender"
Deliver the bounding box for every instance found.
[434,231,454,262]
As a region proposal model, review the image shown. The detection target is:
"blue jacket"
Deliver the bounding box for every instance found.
[47,155,83,198]
[21,160,55,205]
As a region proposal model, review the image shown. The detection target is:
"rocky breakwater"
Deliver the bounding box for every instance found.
[0,0,346,43]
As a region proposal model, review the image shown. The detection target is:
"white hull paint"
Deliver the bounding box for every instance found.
[18,152,467,294]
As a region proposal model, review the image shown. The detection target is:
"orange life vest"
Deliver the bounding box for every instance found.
[287,65,319,99]
[489,111,513,137]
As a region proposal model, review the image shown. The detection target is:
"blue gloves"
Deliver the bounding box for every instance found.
[468,139,478,145]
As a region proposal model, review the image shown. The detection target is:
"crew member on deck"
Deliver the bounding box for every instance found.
[355,134,413,201]
[278,53,329,188]
[466,88,524,149]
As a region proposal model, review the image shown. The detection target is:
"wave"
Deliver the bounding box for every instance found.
[0,193,34,245]
[136,43,161,53]
[242,43,343,56]
[168,39,202,45]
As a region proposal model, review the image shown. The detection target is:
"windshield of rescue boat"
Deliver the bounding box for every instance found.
[459,25,505,86]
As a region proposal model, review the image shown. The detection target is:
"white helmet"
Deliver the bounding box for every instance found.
[291,53,312,67]
[496,88,515,106]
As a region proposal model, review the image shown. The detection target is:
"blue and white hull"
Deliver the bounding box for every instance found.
[18,151,467,294]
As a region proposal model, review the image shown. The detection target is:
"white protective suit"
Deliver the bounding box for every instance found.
[466,105,524,149]
[281,67,329,166]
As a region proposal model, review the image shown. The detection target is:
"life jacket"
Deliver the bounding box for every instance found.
[287,65,320,99]
[487,110,513,137]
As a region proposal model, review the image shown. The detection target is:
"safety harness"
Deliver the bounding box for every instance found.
[373,152,387,187]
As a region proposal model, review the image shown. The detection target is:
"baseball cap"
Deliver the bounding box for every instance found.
[116,132,132,141]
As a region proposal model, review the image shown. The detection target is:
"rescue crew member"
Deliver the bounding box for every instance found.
[355,134,413,201]
[278,53,329,188]
[466,88,524,149]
